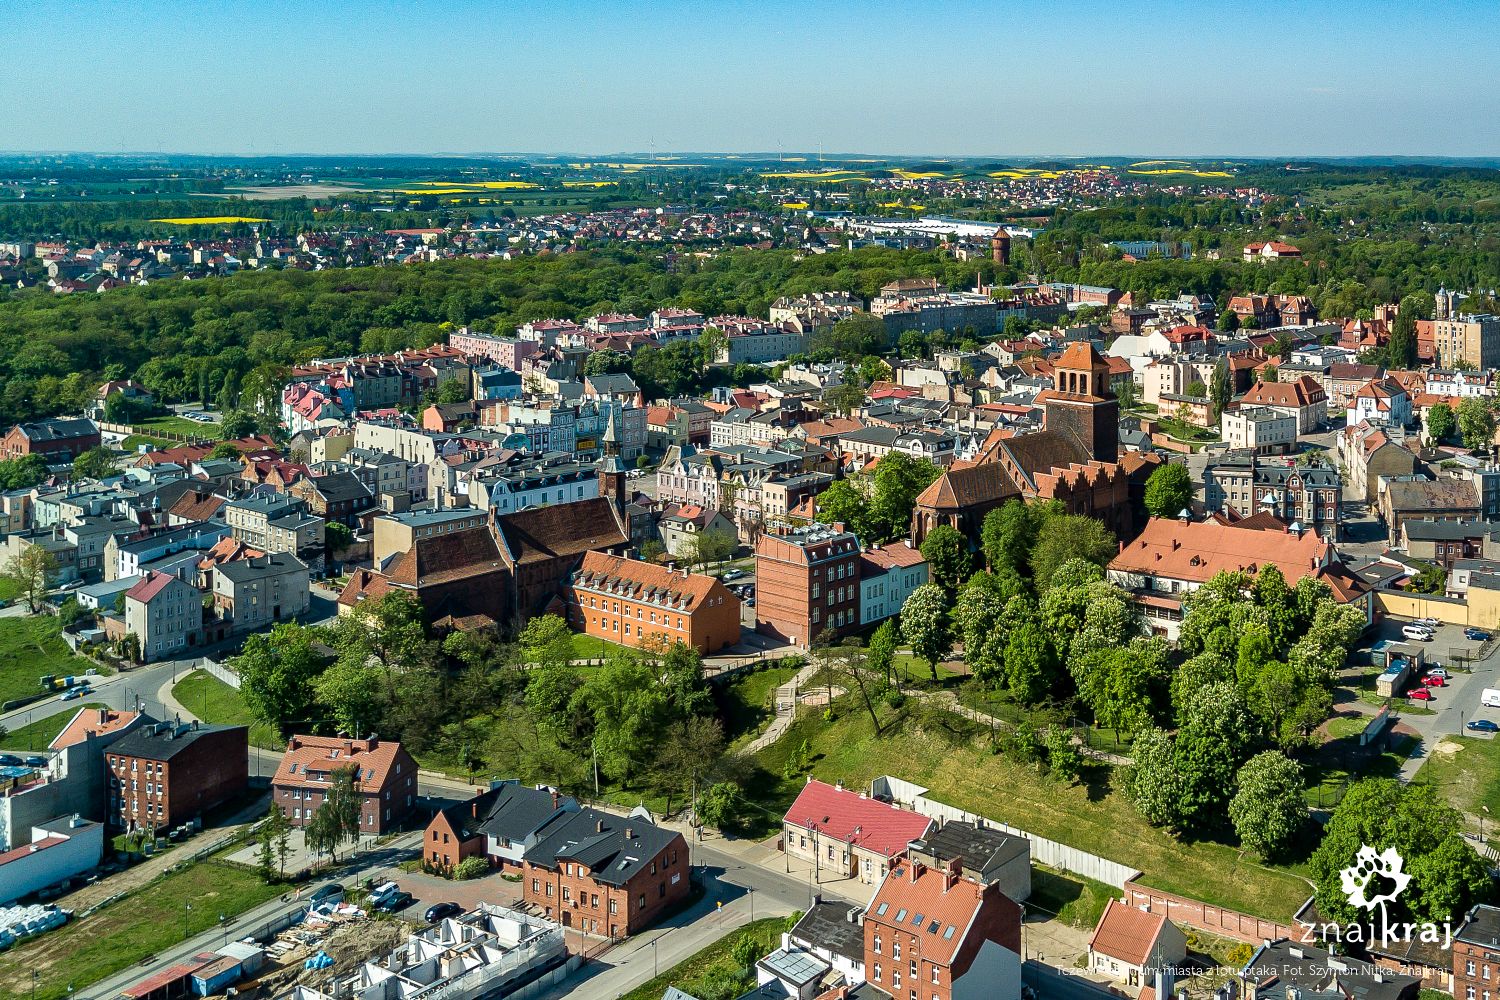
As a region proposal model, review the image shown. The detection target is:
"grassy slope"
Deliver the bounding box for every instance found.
[745,701,1311,923]
[0,861,280,1000]
[0,615,101,705]
[618,917,790,1000]
[718,665,797,748]
[172,669,280,748]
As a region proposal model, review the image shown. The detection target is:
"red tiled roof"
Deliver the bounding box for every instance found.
[275,735,409,792]
[866,858,1018,966]
[50,707,140,751]
[783,779,931,860]
[126,571,176,603]
[1090,898,1170,966]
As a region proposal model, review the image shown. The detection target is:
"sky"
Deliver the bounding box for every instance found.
[3,0,1499,159]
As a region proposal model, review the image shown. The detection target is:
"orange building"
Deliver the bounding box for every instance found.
[564,551,741,655]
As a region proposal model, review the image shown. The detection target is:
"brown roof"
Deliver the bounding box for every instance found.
[866,858,1016,966]
[50,706,141,751]
[1241,375,1325,408]
[168,489,226,523]
[337,566,394,607]
[916,463,1020,511]
[496,498,627,567]
[1109,516,1332,586]
[860,543,928,572]
[1089,898,1170,966]
[274,735,410,792]
[386,525,503,588]
[996,429,1092,486]
[570,551,733,612]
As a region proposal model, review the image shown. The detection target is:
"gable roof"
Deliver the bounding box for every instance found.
[1109,517,1333,586]
[526,806,681,887]
[1090,899,1170,966]
[784,779,932,860]
[570,551,732,613]
[866,858,1015,967]
[495,497,628,567]
[110,720,244,762]
[915,462,1021,512]
[437,782,571,843]
[385,524,504,588]
[50,706,143,751]
[275,734,410,790]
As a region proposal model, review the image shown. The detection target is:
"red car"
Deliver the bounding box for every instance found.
[1422,674,1446,687]
[1409,688,1434,701]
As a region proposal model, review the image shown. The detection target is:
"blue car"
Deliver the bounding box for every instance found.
[1465,628,1492,641]
[1466,719,1500,733]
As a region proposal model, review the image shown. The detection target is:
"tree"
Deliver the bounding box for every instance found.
[1388,303,1418,369]
[866,453,941,542]
[1186,380,1207,398]
[572,654,674,781]
[325,521,353,552]
[313,657,383,737]
[263,801,292,876]
[308,765,363,862]
[824,379,866,417]
[688,528,737,572]
[219,410,258,438]
[1208,358,1231,418]
[1229,751,1306,859]
[1427,402,1456,444]
[1262,365,1278,383]
[868,619,898,687]
[1143,463,1193,518]
[952,572,1016,684]
[900,583,951,681]
[1044,726,1084,785]
[653,715,725,815]
[639,539,666,562]
[1218,309,1240,333]
[518,613,577,669]
[1457,397,1495,453]
[235,622,324,727]
[435,378,470,404]
[980,500,1041,573]
[813,479,874,541]
[207,441,245,461]
[3,544,57,613]
[583,350,631,377]
[697,326,729,370]
[1127,727,1184,829]
[1030,514,1117,590]
[919,524,972,593]
[696,781,748,832]
[1002,613,1057,704]
[811,311,887,362]
[0,454,48,490]
[72,445,119,481]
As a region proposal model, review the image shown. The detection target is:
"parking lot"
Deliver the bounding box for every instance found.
[384,867,524,921]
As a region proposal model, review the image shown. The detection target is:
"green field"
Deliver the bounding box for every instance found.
[619,917,792,1000]
[134,414,223,440]
[0,577,22,604]
[568,633,627,661]
[0,701,107,751]
[748,699,1312,923]
[0,860,280,1000]
[1028,865,1117,929]
[172,670,280,748]
[718,665,797,747]
[0,615,103,706]
[1416,736,1500,824]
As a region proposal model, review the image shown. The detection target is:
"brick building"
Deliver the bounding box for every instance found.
[106,720,248,834]
[0,418,100,462]
[864,857,1023,1000]
[755,524,862,647]
[1455,905,1500,1000]
[424,782,578,874]
[521,807,688,938]
[272,735,417,835]
[564,551,741,655]
[1203,453,1344,540]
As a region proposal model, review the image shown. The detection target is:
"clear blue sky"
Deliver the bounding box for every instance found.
[3,0,1497,158]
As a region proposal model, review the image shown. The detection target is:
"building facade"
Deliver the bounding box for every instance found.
[105,721,248,833]
[272,735,417,835]
[755,525,862,647]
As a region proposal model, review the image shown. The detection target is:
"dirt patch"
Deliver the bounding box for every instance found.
[257,919,407,994]
[214,184,368,201]
[1432,738,1463,758]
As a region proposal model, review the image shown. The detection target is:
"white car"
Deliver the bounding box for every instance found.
[1402,624,1434,642]
[1415,617,1440,629]
[1427,667,1450,680]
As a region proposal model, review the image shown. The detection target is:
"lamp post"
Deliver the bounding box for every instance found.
[220,912,228,945]
[748,886,755,921]
[183,900,193,940]
[650,937,659,978]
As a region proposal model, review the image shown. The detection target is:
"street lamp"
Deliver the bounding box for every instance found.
[748,886,755,921]
[220,913,228,945]
[650,937,659,978]
[183,900,193,939]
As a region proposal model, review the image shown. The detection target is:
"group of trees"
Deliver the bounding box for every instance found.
[814,451,942,543]
[1427,396,1498,454]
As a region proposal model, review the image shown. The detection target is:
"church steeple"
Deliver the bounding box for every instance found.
[1044,342,1119,462]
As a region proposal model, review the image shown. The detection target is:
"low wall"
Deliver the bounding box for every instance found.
[1121,879,1303,944]
[1149,433,1195,454]
[1375,590,1473,627]
[198,657,240,690]
[871,775,1140,889]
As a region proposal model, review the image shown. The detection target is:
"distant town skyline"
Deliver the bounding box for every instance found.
[3,0,1498,158]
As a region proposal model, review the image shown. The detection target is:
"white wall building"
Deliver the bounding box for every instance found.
[0,816,103,904]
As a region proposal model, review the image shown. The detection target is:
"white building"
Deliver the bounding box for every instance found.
[1346,376,1413,429]
[1087,898,1187,990]
[0,815,103,905]
[1221,406,1297,455]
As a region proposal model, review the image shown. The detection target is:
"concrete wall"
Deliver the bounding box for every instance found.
[0,818,103,904]
[870,775,1140,889]
[1120,880,1300,945]
[1375,590,1477,627]
[199,657,241,690]
[0,741,107,850]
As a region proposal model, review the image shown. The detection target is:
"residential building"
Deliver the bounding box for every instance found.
[520,807,688,937]
[783,779,933,887]
[272,735,417,835]
[1087,898,1187,989]
[1243,240,1303,262]
[906,821,1031,903]
[447,328,541,369]
[1454,905,1500,1000]
[1222,406,1297,454]
[1242,939,1418,1000]
[1432,315,1500,371]
[465,454,600,515]
[1203,454,1344,540]
[863,856,1023,1000]
[1381,478,1482,536]
[1347,376,1414,428]
[370,507,488,567]
[1338,424,1420,503]
[209,553,311,637]
[755,524,862,647]
[1107,516,1370,639]
[0,816,103,905]
[657,505,737,561]
[1238,376,1328,433]
[123,570,200,662]
[858,542,930,626]
[0,417,100,461]
[105,720,248,833]
[1159,392,1215,428]
[289,470,375,528]
[1401,519,1490,570]
[106,519,231,582]
[564,551,742,655]
[423,782,579,874]
[222,493,324,565]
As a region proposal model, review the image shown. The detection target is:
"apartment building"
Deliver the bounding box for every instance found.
[563,551,741,655]
[105,720,248,833]
[272,735,418,835]
[755,524,862,647]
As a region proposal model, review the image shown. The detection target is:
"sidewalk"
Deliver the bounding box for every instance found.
[743,660,820,754]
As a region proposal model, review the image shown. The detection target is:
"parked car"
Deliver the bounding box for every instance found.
[366,880,399,904]
[1466,628,1492,642]
[22,756,46,767]
[1415,617,1440,629]
[378,891,413,913]
[1409,688,1434,701]
[1428,666,1450,680]
[424,902,462,923]
[722,569,743,581]
[1466,719,1500,733]
[1401,625,1434,641]
[0,754,20,767]
[1422,675,1445,687]
[310,883,344,905]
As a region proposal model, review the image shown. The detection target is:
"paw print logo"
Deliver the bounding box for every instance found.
[1339,845,1410,911]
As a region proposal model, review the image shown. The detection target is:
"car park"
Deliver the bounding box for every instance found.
[722,569,743,580]
[1415,617,1440,629]
[424,901,462,923]
[1467,719,1500,733]
[1409,688,1433,701]
[1466,628,1492,641]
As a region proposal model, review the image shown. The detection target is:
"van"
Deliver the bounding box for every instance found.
[367,881,399,904]
[1482,689,1500,709]
[1402,625,1434,641]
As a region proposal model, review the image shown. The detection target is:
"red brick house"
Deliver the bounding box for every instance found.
[521,807,688,938]
[423,782,578,874]
[105,720,248,834]
[272,735,417,835]
[1,417,100,461]
[1455,905,1500,1000]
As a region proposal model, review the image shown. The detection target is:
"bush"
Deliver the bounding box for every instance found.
[883,688,906,709]
[454,856,489,880]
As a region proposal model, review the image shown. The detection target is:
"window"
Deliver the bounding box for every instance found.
[638,893,646,910]
[545,883,553,897]
[532,879,539,893]
[893,942,901,960]
[874,934,882,954]
[1471,963,1478,977]
[874,964,882,983]
[609,898,618,914]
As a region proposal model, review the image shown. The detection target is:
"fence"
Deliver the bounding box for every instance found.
[870,775,1141,889]
[198,656,241,689]
[1120,879,1305,945]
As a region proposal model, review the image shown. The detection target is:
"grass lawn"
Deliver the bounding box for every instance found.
[0,577,22,604]
[172,670,280,748]
[569,632,627,661]
[717,665,797,747]
[1028,865,1116,929]
[1415,735,1500,821]
[0,701,107,751]
[135,414,223,440]
[0,860,280,1000]
[619,917,792,1000]
[0,615,103,707]
[746,699,1312,923]
[1303,733,1416,810]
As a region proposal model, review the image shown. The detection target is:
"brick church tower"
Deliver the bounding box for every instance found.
[1042,343,1119,463]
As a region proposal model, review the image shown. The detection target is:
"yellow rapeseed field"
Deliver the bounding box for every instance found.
[1128,168,1233,178]
[781,202,809,209]
[762,169,865,180]
[152,216,267,224]
[892,169,946,179]
[562,181,616,188]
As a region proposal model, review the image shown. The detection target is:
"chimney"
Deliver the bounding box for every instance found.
[908,859,924,883]
[597,818,605,833]
[625,827,634,840]
[552,790,560,809]
[98,707,109,725]
[472,801,478,819]
[289,737,300,751]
